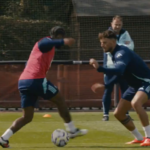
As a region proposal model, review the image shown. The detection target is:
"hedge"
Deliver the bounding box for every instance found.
[0,16,70,60]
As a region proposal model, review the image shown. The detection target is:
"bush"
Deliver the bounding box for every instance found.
[3,0,72,22]
[0,16,70,60]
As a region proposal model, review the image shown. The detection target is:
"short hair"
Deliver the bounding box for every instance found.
[50,26,65,38]
[112,15,123,22]
[98,30,117,40]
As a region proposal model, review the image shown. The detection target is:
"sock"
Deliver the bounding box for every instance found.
[1,129,13,141]
[143,125,150,138]
[130,128,143,141]
[64,121,76,132]
[103,114,109,116]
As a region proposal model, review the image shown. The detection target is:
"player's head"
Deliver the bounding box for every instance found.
[98,30,117,53]
[111,15,123,34]
[50,26,65,39]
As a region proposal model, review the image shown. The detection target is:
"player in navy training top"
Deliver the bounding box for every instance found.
[0,26,87,148]
[90,30,150,146]
[101,15,134,121]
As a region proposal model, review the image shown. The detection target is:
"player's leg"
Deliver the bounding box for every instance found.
[42,78,88,138]
[11,107,34,132]
[119,78,131,117]
[131,84,150,146]
[0,88,37,148]
[131,91,149,127]
[114,87,144,144]
[51,92,87,138]
[102,84,114,121]
[114,99,134,130]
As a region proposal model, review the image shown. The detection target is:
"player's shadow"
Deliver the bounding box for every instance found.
[17,146,148,149]
[65,145,146,149]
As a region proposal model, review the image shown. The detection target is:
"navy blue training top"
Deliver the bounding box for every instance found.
[98,45,150,88]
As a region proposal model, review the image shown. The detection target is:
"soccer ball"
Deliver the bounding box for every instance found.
[51,129,69,147]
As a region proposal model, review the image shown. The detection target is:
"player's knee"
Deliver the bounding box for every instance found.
[51,92,65,106]
[131,100,141,109]
[113,109,125,120]
[113,110,120,119]
[23,114,33,124]
[23,116,33,124]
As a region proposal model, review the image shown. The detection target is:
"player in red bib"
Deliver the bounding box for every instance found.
[0,26,88,148]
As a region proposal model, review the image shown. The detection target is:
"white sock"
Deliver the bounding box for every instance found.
[130,128,143,140]
[1,129,13,140]
[143,125,150,138]
[103,114,109,116]
[64,121,76,132]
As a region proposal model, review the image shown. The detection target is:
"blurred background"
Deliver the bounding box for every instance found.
[0,0,150,110]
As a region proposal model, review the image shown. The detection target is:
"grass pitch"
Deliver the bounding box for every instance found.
[0,111,148,150]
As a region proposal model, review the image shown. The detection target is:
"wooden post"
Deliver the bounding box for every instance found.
[63,65,69,100]
[57,65,64,94]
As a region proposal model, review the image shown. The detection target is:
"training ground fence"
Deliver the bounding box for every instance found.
[0,0,150,61]
[0,60,105,109]
[1,60,150,110]
[0,0,150,109]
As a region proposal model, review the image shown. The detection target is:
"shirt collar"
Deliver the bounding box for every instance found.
[111,44,120,56]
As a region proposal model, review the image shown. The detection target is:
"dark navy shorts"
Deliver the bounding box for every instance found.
[122,82,150,101]
[18,78,59,108]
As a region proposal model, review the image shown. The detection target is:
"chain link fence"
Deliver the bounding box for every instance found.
[0,0,150,60]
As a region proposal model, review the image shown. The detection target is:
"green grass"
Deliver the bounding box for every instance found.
[0,111,149,150]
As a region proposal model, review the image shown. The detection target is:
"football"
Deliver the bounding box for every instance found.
[51,129,69,147]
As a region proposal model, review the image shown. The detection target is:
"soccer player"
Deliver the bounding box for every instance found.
[102,15,134,121]
[90,30,150,146]
[0,26,87,148]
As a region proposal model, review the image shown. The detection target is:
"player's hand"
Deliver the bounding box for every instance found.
[91,83,105,93]
[89,58,99,69]
[64,38,75,47]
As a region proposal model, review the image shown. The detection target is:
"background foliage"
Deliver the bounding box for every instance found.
[0,0,72,60]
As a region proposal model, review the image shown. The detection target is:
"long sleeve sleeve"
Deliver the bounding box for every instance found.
[38,38,64,53]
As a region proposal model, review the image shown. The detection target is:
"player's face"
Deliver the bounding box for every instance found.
[111,19,123,34]
[100,38,115,53]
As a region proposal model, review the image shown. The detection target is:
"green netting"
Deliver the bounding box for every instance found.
[0,0,150,60]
